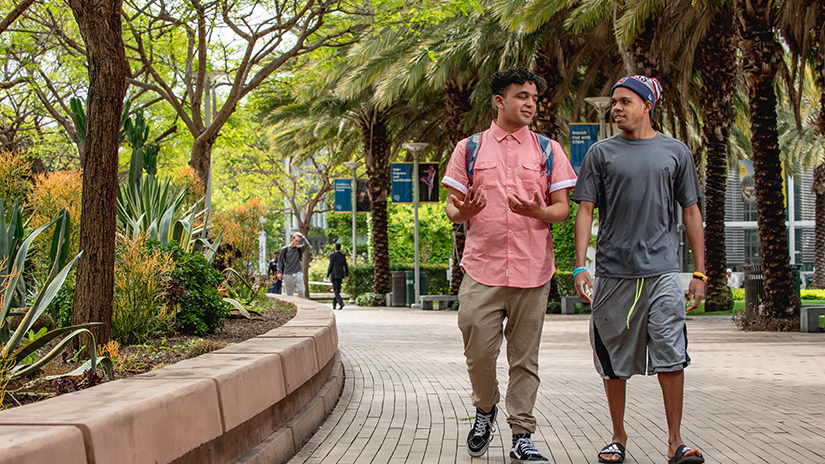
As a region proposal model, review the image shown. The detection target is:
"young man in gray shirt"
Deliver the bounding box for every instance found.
[572,76,706,464]
[278,232,310,298]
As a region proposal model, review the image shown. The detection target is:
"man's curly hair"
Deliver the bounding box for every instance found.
[490,67,548,96]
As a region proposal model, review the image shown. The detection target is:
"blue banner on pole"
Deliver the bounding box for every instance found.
[569,123,598,174]
[392,163,413,203]
[392,163,440,203]
[334,179,352,212]
[334,178,371,213]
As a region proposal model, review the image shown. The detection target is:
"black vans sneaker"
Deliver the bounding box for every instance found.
[510,433,550,463]
[466,406,496,457]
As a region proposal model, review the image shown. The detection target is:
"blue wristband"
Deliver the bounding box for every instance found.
[573,267,587,278]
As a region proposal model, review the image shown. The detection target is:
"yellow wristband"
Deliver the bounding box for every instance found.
[693,272,707,282]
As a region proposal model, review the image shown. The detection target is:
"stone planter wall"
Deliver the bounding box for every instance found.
[0,295,342,464]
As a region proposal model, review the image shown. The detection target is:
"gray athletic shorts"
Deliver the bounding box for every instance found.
[589,272,690,379]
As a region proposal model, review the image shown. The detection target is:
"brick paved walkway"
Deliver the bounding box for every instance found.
[289,307,825,464]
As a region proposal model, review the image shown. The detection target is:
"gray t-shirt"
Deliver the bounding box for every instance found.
[278,235,310,275]
[571,133,701,278]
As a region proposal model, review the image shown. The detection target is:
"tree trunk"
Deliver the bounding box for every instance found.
[811,6,825,289]
[443,81,475,295]
[190,137,213,194]
[736,0,800,325]
[361,115,391,295]
[699,12,737,312]
[69,0,129,348]
[813,163,825,288]
[533,43,564,140]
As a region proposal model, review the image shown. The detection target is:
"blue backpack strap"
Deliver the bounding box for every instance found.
[463,132,483,232]
[464,132,483,186]
[536,134,555,230]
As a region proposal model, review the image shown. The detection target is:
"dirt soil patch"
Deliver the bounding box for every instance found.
[2,298,297,410]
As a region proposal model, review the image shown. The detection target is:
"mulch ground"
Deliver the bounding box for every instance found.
[1,298,296,410]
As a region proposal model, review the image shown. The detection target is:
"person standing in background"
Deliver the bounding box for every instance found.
[268,251,282,294]
[278,232,310,298]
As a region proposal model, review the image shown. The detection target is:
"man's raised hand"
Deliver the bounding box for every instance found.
[450,185,487,219]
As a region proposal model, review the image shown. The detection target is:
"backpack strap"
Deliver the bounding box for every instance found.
[463,132,484,232]
[534,133,554,207]
[464,132,483,186]
[463,132,555,231]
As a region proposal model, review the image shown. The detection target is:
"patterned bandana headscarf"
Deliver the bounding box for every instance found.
[610,75,662,117]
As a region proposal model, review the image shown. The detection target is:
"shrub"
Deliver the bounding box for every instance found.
[213,198,267,281]
[554,271,575,297]
[186,340,229,358]
[0,150,31,219]
[164,244,229,335]
[354,293,386,307]
[112,235,176,345]
[48,270,76,328]
[731,288,745,300]
[346,263,451,299]
[801,289,825,300]
[28,169,83,282]
[8,312,55,333]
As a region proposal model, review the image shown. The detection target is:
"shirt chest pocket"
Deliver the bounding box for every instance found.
[520,162,544,187]
[472,162,497,188]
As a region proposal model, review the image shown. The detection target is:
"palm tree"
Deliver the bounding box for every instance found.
[736,0,801,325]
[779,0,825,288]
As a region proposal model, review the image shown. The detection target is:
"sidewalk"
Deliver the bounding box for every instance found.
[289,306,825,464]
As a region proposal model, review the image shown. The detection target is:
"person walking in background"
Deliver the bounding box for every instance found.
[278,232,310,298]
[726,268,740,288]
[268,251,282,294]
[441,67,577,463]
[326,243,349,310]
[572,75,705,464]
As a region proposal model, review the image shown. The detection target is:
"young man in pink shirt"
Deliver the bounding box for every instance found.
[441,67,577,463]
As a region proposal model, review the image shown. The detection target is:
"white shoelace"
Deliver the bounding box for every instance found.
[472,414,493,437]
[514,437,541,456]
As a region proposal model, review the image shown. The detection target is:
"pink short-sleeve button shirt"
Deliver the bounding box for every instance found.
[441,122,578,288]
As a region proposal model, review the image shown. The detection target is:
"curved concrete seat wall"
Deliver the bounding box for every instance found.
[0,295,342,464]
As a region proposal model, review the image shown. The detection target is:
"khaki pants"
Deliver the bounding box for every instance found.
[458,275,551,434]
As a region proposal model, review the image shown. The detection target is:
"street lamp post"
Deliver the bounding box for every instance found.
[403,143,428,309]
[343,162,361,266]
[585,96,612,140]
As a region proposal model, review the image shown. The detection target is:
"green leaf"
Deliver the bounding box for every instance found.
[223,297,252,319]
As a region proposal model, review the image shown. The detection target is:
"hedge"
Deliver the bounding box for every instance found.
[346,263,450,299]
[721,287,824,301]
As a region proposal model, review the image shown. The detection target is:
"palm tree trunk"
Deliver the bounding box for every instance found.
[811,6,825,289]
[736,0,801,325]
[699,12,737,312]
[361,115,391,295]
[443,80,474,295]
[533,43,564,140]
[813,163,825,288]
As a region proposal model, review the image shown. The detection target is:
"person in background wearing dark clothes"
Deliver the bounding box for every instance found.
[268,251,282,294]
[326,243,349,310]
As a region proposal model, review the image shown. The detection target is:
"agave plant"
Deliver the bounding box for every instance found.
[219,267,263,319]
[116,179,224,261]
[0,210,112,381]
[0,198,27,309]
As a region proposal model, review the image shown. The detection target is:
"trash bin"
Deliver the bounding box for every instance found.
[392,271,407,307]
[405,270,428,306]
[743,264,763,315]
[790,264,802,296]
